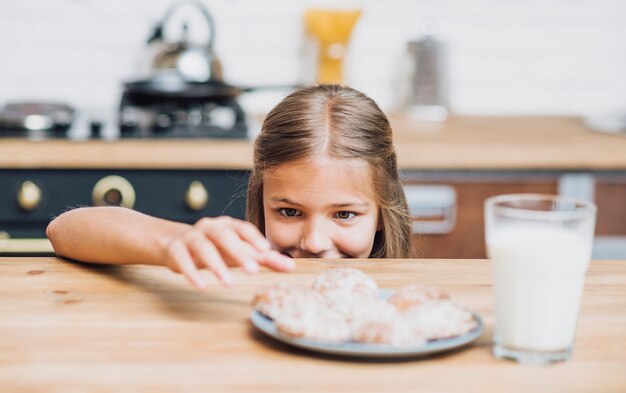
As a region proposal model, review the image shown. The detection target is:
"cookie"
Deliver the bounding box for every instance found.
[252,269,476,347]
[403,299,477,340]
[347,298,399,326]
[388,284,450,312]
[312,267,379,302]
[350,299,427,347]
[252,283,324,321]
[352,317,427,347]
[275,306,351,343]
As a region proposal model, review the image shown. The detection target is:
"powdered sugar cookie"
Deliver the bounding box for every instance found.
[349,299,427,347]
[347,298,398,326]
[275,306,351,343]
[388,284,450,312]
[403,299,477,340]
[252,283,325,321]
[312,268,379,302]
[352,317,427,347]
[252,269,479,349]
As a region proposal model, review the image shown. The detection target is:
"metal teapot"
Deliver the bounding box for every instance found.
[144,0,222,83]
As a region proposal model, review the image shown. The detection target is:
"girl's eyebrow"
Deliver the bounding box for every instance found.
[330,202,369,208]
[269,197,303,206]
[269,197,368,208]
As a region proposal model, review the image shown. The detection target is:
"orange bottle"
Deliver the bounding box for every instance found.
[304,8,362,84]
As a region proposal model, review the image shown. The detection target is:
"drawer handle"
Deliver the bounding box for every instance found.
[17,181,42,211]
[185,181,209,211]
[92,176,136,209]
[404,185,457,235]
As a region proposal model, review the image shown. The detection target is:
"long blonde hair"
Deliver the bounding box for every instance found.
[246,84,411,258]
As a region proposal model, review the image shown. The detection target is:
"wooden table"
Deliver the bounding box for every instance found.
[1,257,625,392]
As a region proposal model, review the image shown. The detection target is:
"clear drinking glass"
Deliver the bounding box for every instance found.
[484,194,597,364]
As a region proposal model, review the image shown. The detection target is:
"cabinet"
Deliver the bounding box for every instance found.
[403,171,626,259]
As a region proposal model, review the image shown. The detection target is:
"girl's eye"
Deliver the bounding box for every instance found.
[334,211,356,220]
[278,208,300,217]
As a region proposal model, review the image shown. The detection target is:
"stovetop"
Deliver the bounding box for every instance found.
[0,111,249,141]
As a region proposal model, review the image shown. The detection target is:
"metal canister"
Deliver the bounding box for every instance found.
[405,36,449,121]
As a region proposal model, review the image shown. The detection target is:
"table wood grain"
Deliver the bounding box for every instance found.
[1,257,625,393]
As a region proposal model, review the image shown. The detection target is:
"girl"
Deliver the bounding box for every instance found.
[47,85,412,290]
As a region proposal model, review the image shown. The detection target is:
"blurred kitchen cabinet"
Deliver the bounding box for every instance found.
[403,171,626,259]
[595,175,626,236]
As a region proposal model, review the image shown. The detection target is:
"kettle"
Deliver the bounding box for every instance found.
[141,0,223,83]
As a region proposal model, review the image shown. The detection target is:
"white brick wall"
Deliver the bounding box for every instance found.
[0,0,625,116]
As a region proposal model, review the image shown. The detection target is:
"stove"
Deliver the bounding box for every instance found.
[118,86,249,139]
[0,99,250,141]
[0,99,251,255]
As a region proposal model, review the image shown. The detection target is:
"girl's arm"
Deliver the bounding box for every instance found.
[46,207,294,290]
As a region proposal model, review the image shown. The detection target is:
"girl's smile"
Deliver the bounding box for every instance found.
[263,158,380,259]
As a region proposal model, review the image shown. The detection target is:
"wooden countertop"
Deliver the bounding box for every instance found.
[1,115,625,170]
[1,257,625,392]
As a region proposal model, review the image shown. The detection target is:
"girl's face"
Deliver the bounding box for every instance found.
[263,158,380,258]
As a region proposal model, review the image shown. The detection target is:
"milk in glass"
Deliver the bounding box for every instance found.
[487,225,592,351]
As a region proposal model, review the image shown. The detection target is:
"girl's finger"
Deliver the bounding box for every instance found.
[166,240,207,290]
[186,233,234,287]
[202,226,260,274]
[226,219,294,272]
[231,220,271,252]
[258,250,296,272]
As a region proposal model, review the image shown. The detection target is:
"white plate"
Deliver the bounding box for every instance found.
[250,289,484,358]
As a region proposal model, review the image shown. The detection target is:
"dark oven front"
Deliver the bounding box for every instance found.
[0,169,249,255]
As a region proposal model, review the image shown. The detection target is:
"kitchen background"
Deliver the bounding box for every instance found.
[1,0,626,259]
[1,0,625,118]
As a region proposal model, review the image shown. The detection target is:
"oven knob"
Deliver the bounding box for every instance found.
[92,175,136,209]
[185,181,209,211]
[17,181,42,211]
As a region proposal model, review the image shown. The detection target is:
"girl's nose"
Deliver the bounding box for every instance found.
[299,218,331,255]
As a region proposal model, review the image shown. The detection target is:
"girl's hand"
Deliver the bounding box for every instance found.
[161,216,294,290]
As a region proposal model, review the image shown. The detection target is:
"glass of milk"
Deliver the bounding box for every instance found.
[484,194,596,364]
